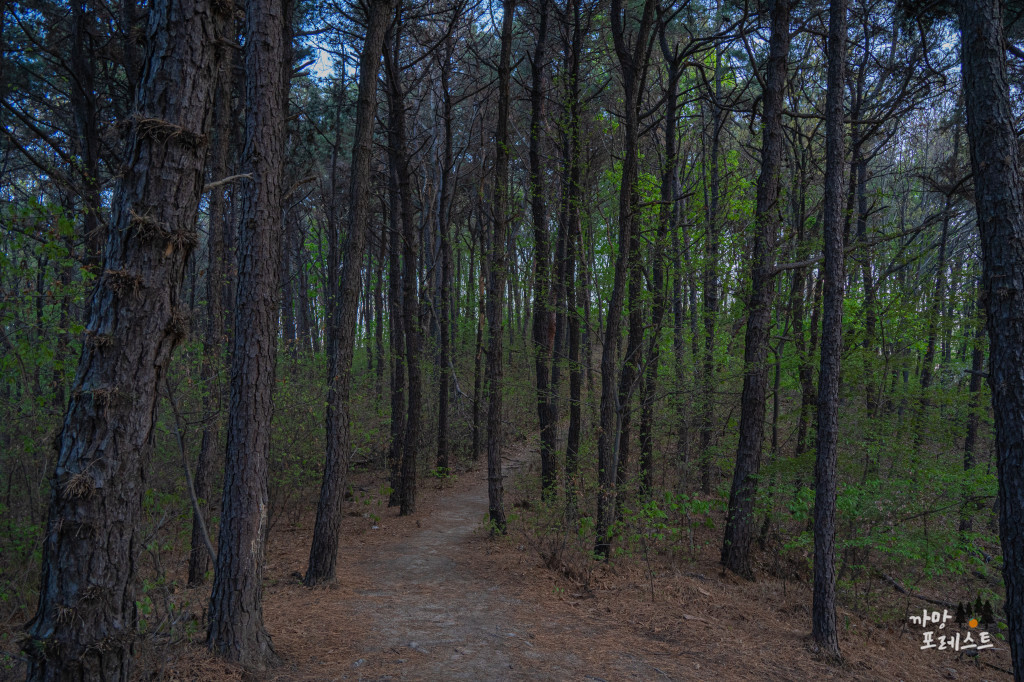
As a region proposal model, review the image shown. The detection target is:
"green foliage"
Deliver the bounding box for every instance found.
[614,490,715,561]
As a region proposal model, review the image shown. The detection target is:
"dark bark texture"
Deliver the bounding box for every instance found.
[721,0,790,579]
[485,0,515,534]
[812,0,846,660]
[24,0,218,676]
[206,0,288,667]
[957,0,1024,672]
[529,0,556,497]
[189,7,234,588]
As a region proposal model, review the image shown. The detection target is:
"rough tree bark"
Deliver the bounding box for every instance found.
[699,44,724,494]
[812,0,846,659]
[206,0,288,667]
[383,19,422,516]
[24,0,218,676]
[957,0,1024,672]
[436,36,455,474]
[639,19,684,495]
[387,156,406,506]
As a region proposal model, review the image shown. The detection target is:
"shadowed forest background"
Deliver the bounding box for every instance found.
[2,0,1024,678]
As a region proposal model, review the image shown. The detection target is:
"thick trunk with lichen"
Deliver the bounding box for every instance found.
[25,0,218,677]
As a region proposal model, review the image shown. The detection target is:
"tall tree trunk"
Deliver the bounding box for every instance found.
[24,0,217,677]
[281,208,297,356]
[485,0,515,533]
[70,0,105,270]
[957,0,1024,671]
[436,38,454,474]
[561,0,584,517]
[387,158,406,506]
[206,0,289,667]
[529,0,557,497]
[384,21,422,516]
[472,208,487,461]
[812,0,846,659]
[699,46,724,494]
[614,209,644,512]
[639,25,682,494]
[721,0,790,579]
[189,22,234,586]
[916,193,952,449]
[595,0,656,558]
[961,284,984,533]
[294,219,314,354]
[304,0,393,585]
[375,231,386,386]
[855,157,878,418]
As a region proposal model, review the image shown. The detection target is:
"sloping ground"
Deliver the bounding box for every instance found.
[164,443,1013,681]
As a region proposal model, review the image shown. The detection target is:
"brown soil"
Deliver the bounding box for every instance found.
[162,442,1014,681]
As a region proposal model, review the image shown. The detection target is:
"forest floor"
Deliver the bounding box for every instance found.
[160,437,1012,681]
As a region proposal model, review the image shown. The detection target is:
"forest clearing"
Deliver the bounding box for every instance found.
[2,0,1024,679]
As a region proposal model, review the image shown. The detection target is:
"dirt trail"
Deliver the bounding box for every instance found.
[338,453,586,680]
[257,447,685,681]
[204,444,1011,682]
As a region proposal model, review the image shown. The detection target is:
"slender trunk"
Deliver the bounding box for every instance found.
[375,231,386,386]
[595,0,656,558]
[699,47,724,494]
[811,0,846,659]
[189,24,234,586]
[281,208,297,355]
[722,0,790,579]
[615,216,644,512]
[639,30,680,492]
[70,0,104,270]
[917,193,952,444]
[436,40,454,473]
[387,160,406,506]
[304,0,393,586]
[529,0,557,496]
[561,0,584,515]
[297,223,315,354]
[855,157,878,418]
[961,286,984,533]
[485,0,516,533]
[472,209,487,461]
[384,25,422,516]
